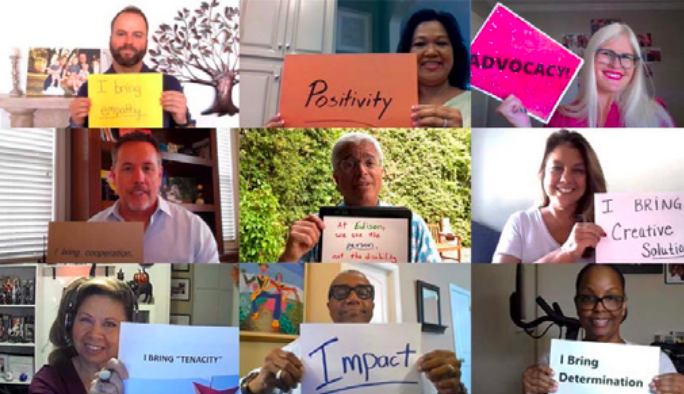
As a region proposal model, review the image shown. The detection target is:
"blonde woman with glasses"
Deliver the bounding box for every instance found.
[498,23,675,128]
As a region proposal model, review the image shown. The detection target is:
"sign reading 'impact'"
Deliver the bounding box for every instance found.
[595,192,684,263]
[470,3,583,123]
[279,54,417,127]
[301,323,422,394]
[550,339,659,394]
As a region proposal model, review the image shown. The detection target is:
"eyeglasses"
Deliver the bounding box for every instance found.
[328,285,375,301]
[338,158,381,172]
[574,294,625,311]
[595,49,640,69]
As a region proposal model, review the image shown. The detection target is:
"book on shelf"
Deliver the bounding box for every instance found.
[101,170,117,201]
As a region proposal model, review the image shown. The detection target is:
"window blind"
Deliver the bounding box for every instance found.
[216,130,236,243]
[0,130,54,261]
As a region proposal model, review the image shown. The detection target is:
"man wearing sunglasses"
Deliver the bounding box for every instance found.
[240,270,466,394]
[277,132,441,263]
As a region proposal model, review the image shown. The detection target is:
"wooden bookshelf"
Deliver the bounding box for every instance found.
[69,129,227,258]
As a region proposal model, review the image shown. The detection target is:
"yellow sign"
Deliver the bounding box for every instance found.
[88,73,163,128]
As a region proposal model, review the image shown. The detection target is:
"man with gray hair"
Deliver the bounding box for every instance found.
[89,131,218,263]
[240,270,467,394]
[278,132,441,263]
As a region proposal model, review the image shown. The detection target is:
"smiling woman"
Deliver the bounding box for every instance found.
[498,23,675,128]
[29,277,137,394]
[397,9,471,128]
[521,265,684,394]
[493,129,608,264]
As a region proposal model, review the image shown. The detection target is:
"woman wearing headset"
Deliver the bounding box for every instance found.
[30,277,137,394]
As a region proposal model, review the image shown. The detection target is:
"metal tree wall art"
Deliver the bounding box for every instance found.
[150,1,239,116]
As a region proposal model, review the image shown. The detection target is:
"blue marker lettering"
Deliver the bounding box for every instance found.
[309,337,343,391]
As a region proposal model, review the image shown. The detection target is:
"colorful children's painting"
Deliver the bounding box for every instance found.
[239,263,304,335]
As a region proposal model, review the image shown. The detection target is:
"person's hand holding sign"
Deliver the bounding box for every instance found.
[265,113,286,128]
[160,91,189,126]
[279,215,325,262]
[651,373,684,394]
[560,222,606,261]
[69,97,92,127]
[249,349,304,393]
[418,350,467,394]
[411,105,463,128]
[522,364,558,394]
[89,358,128,394]
[496,94,532,128]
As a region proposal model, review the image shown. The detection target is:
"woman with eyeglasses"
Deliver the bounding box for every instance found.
[522,264,684,394]
[498,23,675,128]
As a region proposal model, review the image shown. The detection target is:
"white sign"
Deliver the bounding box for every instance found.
[595,192,684,263]
[301,323,422,394]
[118,323,239,393]
[550,339,660,394]
[321,216,410,263]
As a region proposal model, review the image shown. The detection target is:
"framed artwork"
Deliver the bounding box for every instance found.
[170,314,191,325]
[170,278,191,301]
[239,263,305,337]
[665,264,684,284]
[172,264,190,272]
[336,8,372,53]
[26,48,108,96]
[590,19,621,35]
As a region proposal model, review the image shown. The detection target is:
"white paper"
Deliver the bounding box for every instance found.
[118,323,239,393]
[550,339,660,394]
[301,323,422,394]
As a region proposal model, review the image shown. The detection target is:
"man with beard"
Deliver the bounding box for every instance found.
[89,131,218,263]
[68,6,194,128]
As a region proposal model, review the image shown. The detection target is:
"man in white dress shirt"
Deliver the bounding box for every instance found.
[89,131,218,263]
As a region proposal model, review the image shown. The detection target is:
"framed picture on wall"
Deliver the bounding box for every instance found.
[239,263,305,338]
[336,8,372,53]
[170,278,191,301]
[172,264,190,272]
[170,314,191,325]
[665,264,684,284]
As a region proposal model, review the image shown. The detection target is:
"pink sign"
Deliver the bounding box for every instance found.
[471,3,583,123]
[595,192,684,263]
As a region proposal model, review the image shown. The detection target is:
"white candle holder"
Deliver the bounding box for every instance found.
[9,55,23,97]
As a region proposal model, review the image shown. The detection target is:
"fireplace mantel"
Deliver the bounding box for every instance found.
[0,95,72,127]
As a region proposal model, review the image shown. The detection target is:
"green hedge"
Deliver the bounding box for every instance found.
[239,129,471,262]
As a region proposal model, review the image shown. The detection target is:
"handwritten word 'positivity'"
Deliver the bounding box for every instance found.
[305,80,393,120]
[308,337,418,393]
[471,54,572,79]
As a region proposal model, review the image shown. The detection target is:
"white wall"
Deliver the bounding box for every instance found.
[0,0,239,128]
[472,264,684,394]
[471,3,684,127]
[399,264,471,355]
[472,128,684,231]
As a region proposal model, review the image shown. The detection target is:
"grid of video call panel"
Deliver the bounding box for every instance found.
[0,1,683,394]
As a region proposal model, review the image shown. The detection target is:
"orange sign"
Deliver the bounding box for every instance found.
[279,54,417,127]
